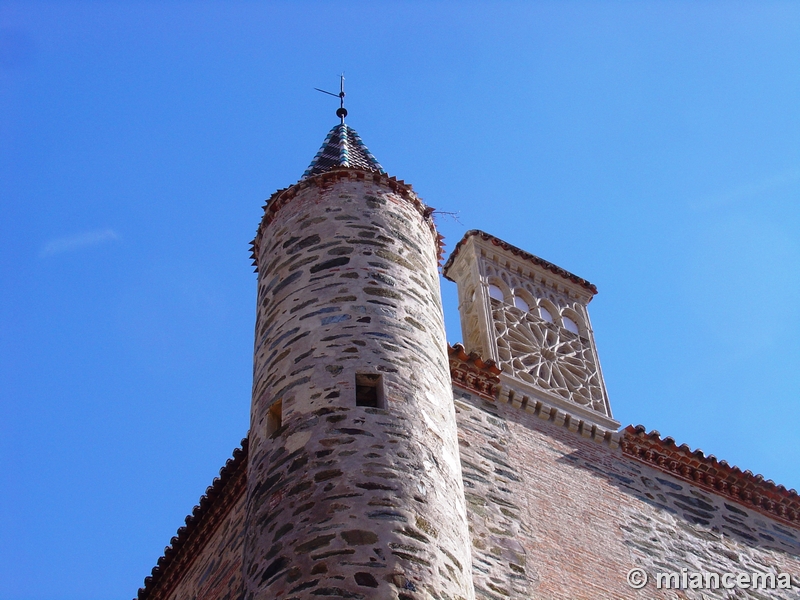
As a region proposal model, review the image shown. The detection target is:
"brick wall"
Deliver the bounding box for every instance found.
[454,386,800,599]
[142,381,800,600]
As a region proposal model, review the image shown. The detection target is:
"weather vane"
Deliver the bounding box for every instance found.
[314,74,347,124]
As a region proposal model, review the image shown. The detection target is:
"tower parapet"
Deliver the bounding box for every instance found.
[243,125,475,599]
[444,230,618,430]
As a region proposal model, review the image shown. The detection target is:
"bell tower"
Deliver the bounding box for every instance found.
[444,230,618,430]
[243,117,475,599]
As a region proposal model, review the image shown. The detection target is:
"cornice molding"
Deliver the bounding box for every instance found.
[449,343,620,446]
[442,230,598,295]
[496,378,621,447]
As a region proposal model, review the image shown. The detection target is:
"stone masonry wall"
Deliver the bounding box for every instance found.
[243,172,474,600]
[164,493,246,600]
[454,386,800,599]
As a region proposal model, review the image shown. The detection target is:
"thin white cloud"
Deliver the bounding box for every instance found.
[39,229,120,258]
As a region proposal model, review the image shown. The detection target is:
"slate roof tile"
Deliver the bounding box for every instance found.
[302,123,385,179]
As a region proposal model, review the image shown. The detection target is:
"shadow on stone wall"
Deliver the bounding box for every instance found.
[556,446,800,558]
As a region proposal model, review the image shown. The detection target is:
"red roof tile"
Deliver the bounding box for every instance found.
[622,425,800,527]
[448,343,502,400]
[136,439,248,600]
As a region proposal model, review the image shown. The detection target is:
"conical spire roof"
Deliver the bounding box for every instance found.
[302,123,385,179]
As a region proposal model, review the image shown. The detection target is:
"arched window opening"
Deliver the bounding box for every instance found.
[563,316,579,334]
[539,306,553,323]
[513,296,529,312]
[488,284,504,302]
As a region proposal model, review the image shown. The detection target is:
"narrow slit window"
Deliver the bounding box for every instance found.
[356,373,383,408]
[266,399,282,437]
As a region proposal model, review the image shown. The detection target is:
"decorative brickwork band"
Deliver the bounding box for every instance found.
[250,169,442,273]
[448,343,501,401]
[621,425,800,527]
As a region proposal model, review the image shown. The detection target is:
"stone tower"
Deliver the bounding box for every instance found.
[136,116,800,600]
[243,122,475,599]
[443,231,618,430]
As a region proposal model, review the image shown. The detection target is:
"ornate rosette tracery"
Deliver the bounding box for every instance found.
[492,302,606,413]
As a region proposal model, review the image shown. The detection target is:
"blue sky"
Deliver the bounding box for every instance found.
[2,2,799,599]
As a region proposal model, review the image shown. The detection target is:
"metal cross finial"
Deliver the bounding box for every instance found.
[314,74,348,124]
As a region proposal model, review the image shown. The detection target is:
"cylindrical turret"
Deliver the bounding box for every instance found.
[243,156,474,599]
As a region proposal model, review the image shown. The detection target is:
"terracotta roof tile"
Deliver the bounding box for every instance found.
[448,343,501,400]
[622,425,800,527]
[136,439,249,600]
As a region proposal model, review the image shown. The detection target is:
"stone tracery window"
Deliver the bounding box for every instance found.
[493,305,605,412]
